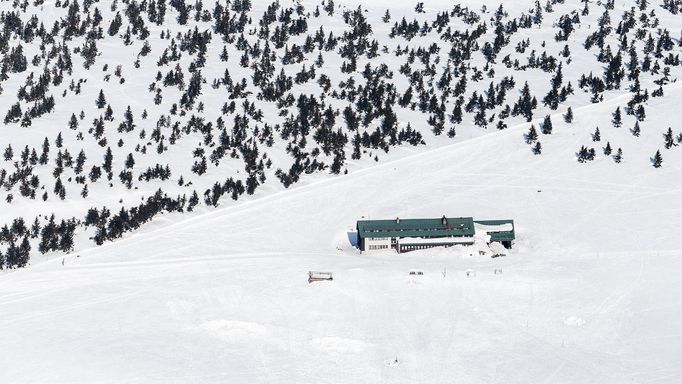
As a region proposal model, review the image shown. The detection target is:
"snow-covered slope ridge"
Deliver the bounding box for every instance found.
[2,81,682,383]
[2,0,682,382]
[2,0,682,266]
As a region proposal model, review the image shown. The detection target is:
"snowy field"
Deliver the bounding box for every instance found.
[3,0,682,382]
[3,86,682,383]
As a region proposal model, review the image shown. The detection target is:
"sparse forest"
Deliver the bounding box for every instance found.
[2,0,682,268]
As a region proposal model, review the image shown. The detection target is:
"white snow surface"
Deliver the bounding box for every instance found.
[2,85,682,382]
[398,236,475,245]
[1,0,682,382]
[474,222,514,232]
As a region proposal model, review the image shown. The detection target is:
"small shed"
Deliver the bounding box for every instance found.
[308,271,333,283]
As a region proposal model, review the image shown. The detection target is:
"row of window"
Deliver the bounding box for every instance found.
[366,227,469,233]
[367,244,390,250]
[401,244,443,251]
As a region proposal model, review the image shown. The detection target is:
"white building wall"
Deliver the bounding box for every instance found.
[363,237,392,251]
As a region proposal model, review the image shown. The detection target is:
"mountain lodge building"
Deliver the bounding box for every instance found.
[356,216,515,253]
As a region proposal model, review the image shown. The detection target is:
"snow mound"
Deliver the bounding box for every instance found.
[564,316,586,327]
[309,336,372,353]
[200,320,270,341]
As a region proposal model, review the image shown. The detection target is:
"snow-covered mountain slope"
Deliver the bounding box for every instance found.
[3,0,682,381]
[2,81,682,383]
[3,0,682,267]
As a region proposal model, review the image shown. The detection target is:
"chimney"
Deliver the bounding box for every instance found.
[396,217,400,224]
[442,215,448,226]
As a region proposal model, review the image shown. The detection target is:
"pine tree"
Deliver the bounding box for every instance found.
[664,127,676,149]
[108,12,123,36]
[612,107,622,127]
[20,113,32,127]
[74,149,87,174]
[3,144,13,160]
[58,221,75,252]
[604,142,612,155]
[103,147,113,174]
[96,90,107,108]
[614,148,623,163]
[632,121,641,137]
[525,125,538,144]
[352,132,361,160]
[578,146,588,162]
[636,105,646,121]
[564,107,573,123]
[593,127,601,141]
[541,115,553,134]
[31,218,40,238]
[39,138,49,165]
[69,113,78,129]
[382,9,391,23]
[517,82,534,122]
[17,236,30,267]
[450,102,462,124]
[532,141,542,155]
[125,153,135,169]
[105,105,114,120]
[54,178,66,200]
[653,150,663,168]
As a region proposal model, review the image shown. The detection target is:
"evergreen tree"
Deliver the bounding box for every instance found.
[577,145,596,162]
[664,127,676,149]
[612,107,622,127]
[352,132,361,160]
[4,241,23,268]
[604,142,612,155]
[382,9,391,23]
[39,138,50,165]
[17,236,31,267]
[516,82,535,122]
[593,127,601,141]
[3,144,13,160]
[103,147,113,175]
[125,153,135,169]
[564,107,573,123]
[532,141,542,155]
[108,12,123,36]
[636,105,646,121]
[632,121,641,137]
[653,150,663,168]
[614,148,623,163]
[541,115,553,134]
[525,125,538,144]
[75,150,87,174]
[96,90,107,109]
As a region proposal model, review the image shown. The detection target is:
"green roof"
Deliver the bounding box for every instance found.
[357,217,475,239]
[474,220,515,241]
